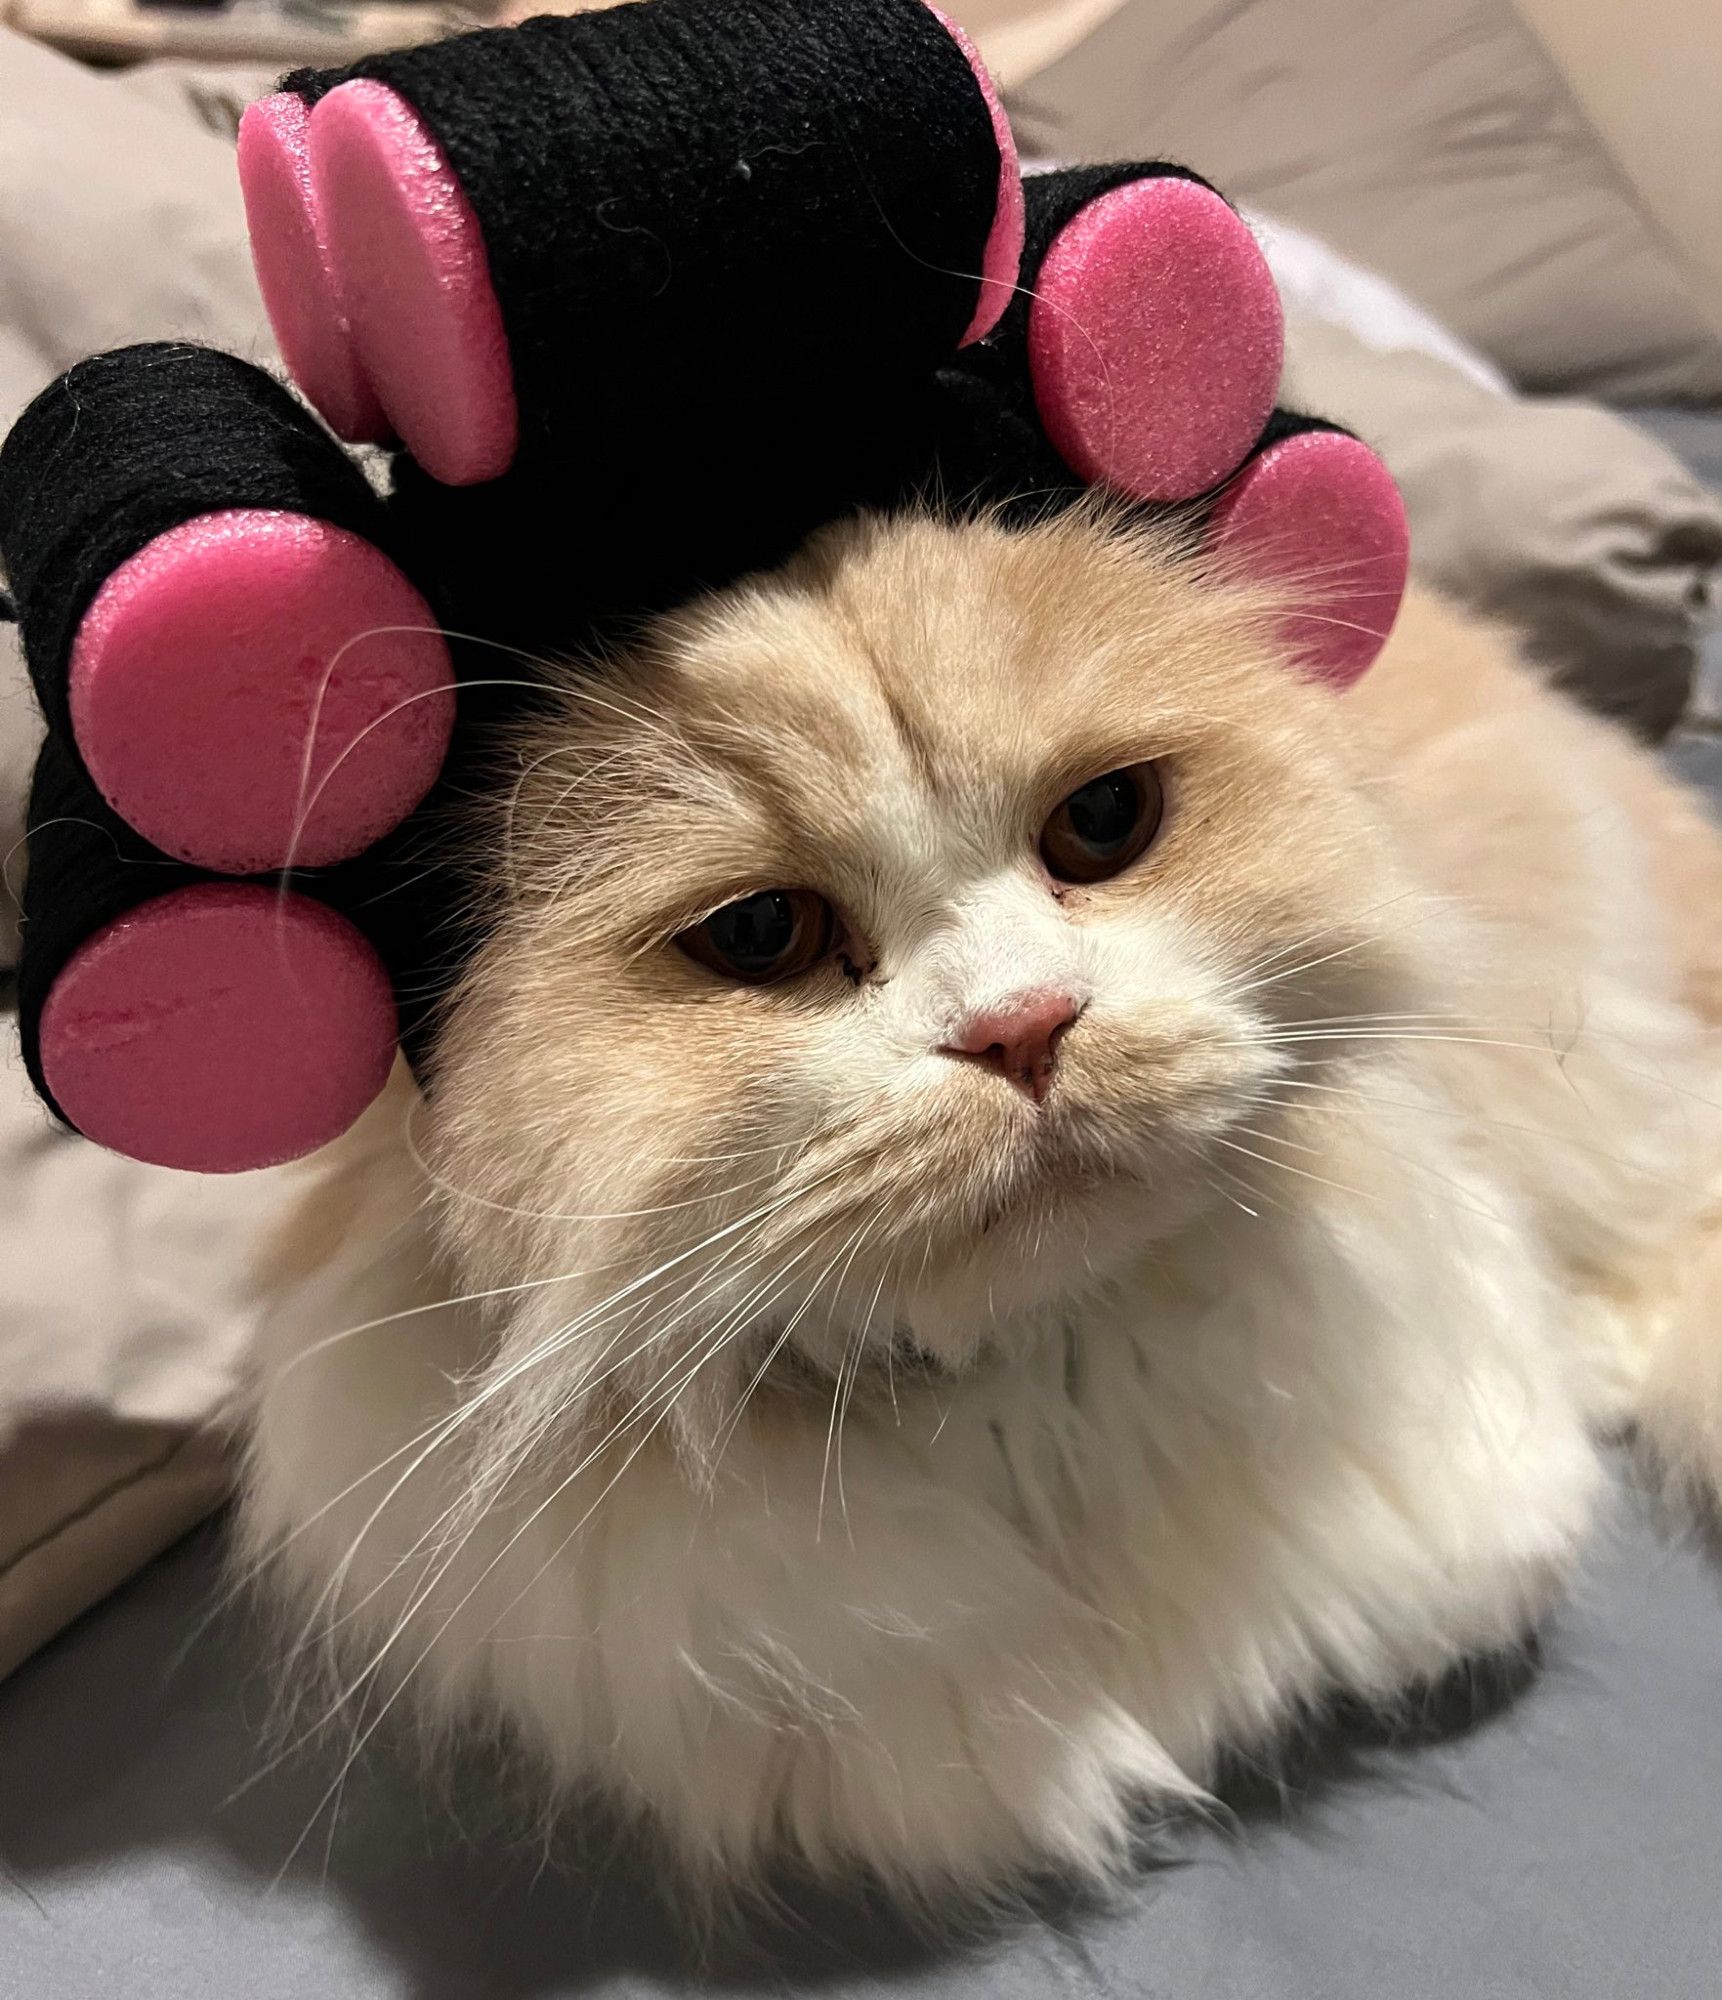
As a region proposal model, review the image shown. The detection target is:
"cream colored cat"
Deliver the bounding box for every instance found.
[244,504,1722,1908]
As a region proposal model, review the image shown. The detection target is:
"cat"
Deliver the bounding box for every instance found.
[242,501,1722,1910]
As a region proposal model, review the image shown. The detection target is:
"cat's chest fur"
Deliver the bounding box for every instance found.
[244,1066,1605,1892]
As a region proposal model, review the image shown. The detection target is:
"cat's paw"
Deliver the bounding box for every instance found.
[781,1671,1191,1897]
[622,1636,1189,1901]
[1635,1210,1722,1535]
[522,1448,1198,1901]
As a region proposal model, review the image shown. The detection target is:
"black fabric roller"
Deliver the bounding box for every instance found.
[249,0,1020,483]
[0,344,456,880]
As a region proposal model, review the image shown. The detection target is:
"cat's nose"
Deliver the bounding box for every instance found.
[940,991,1082,1104]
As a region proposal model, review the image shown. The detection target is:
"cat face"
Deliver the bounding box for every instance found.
[425,509,1421,1447]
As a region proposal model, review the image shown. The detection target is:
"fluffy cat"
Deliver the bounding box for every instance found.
[243,504,1722,1907]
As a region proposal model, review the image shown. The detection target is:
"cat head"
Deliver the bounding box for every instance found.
[422,504,1427,1464]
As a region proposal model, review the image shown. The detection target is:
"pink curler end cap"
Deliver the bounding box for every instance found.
[239,93,390,444]
[40,883,398,1173]
[1028,177,1284,504]
[1206,430,1411,688]
[927,5,1024,346]
[69,509,456,876]
[311,79,518,487]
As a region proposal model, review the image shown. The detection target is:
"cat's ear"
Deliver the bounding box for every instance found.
[240,0,1023,486]
[1205,422,1411,690]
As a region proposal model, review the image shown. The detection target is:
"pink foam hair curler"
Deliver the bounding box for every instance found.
[1207,427,1411,687]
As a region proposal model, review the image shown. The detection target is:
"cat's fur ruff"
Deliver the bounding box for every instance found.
[244,507,1722,1906]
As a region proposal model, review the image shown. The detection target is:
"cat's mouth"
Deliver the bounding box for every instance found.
[976,1138,1132,1236]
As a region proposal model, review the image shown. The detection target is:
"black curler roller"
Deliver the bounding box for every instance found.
[17,735,399,1174]
[238,0,1023,484]
[967,162,1286,508]
[1203,410,1411,688]
[0,343,456,878]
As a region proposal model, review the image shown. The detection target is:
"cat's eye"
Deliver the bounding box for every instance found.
[677,889,836,985]
[1040,763,1164,884]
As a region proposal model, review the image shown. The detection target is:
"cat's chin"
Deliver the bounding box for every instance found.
[889,1154,1210,1366]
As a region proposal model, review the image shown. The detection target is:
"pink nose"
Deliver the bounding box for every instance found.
[940,990,1082,1104]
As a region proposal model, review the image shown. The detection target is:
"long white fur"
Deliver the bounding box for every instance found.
[241,509,1722,1909]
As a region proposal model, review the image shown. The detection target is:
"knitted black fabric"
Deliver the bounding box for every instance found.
[284,0,1002,462]
[15,728,471,1125]
[384,361,945,660]
[989,162,1223,358]
[1247,407,1348,454]
[917,353,1084,522]
[0,344,389,753]
[313,752,505,1076]
[917,165,1222,513]
[15,736,211,1126]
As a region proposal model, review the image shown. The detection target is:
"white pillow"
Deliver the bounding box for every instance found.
[1246,210,1509,394]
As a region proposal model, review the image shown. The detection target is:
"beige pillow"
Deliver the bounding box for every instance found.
[1282,311,1722,739]
[1015,0,1722,404]
[0,1047,294,1682]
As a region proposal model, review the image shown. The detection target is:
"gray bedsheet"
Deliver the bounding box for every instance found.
[1,1483,1719,1998]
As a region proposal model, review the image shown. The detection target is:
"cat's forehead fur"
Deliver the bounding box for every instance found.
[517,508,1328,925]
[656,508,1288,777]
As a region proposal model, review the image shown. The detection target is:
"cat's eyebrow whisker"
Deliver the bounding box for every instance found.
[499,741,625,897]
[277,656,559,878]
[1274,608,1407,643]
[1206,537,1409,594]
